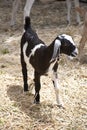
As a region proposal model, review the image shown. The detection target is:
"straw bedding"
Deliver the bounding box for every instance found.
[0,0,87,130]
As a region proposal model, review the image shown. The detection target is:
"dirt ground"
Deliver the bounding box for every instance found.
[0,0,87,130]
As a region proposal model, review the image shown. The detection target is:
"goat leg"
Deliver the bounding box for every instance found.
[34,71,41,104]
[21,53,28,91]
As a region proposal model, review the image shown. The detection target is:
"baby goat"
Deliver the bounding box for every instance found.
[20,17,78,107]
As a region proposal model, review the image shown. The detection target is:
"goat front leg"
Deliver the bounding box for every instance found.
[34,71,41,104]
[53,62,63,107]
[21,53,28,91]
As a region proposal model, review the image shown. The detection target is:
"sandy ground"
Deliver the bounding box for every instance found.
[0,0,87,130]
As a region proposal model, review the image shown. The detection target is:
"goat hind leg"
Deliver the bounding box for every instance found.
[34,71,41,104]
[21,53,28,91]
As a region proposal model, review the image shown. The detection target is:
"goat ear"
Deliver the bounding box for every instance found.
[58,35,64,40]
[58,36,66,45]
[55,39,61,47]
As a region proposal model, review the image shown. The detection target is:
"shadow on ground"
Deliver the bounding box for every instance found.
[7,84,54,123]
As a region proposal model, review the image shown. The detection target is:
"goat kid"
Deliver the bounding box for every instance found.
[21,17,78,107]
[11,0,80,26]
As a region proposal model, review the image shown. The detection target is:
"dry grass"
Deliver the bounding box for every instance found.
[0,0,87,130]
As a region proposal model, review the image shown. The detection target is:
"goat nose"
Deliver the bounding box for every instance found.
[74,48,78,55]
[70,48,78,57]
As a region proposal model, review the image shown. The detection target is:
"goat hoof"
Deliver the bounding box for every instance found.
[34,100,40,104]
[23,90,29,95]
[24,89,29,91]
[24,87,28,92]
[57,104,65,109]
[24,90,29,93]
[67,20,70,26]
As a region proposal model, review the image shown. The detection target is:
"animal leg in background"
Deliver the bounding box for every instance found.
[24,0,35,23]
[74,0,81,24]
[10,0,21,26]
[78,34,87,59]
[10,0,35,26]
[76,7,87,59]
[11,0,81,26]
[66,0,71,24]
[66,0,80,24]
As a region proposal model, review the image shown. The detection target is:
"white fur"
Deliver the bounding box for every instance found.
[23,42,44,64]
[59,34,75,45]
[53,71,63,106]
[48,60,57,72]
[73,47,78,55]
[24,0,35,23]
[30,44,44,57]
[51,39,61,62]
[23,42,29,64]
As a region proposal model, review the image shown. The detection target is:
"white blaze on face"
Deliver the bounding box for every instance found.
[59,34,78,58]
[59,34,75,45]
[74,47,78,54]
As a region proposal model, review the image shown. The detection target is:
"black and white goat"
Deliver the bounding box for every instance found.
[20,17,78,107]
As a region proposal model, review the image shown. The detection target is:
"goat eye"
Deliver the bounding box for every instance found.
[64,43,70,47]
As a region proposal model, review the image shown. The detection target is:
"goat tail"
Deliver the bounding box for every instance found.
[24,16,31,31]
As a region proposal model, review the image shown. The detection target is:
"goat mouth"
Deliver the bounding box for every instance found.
[70,52,77,57]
